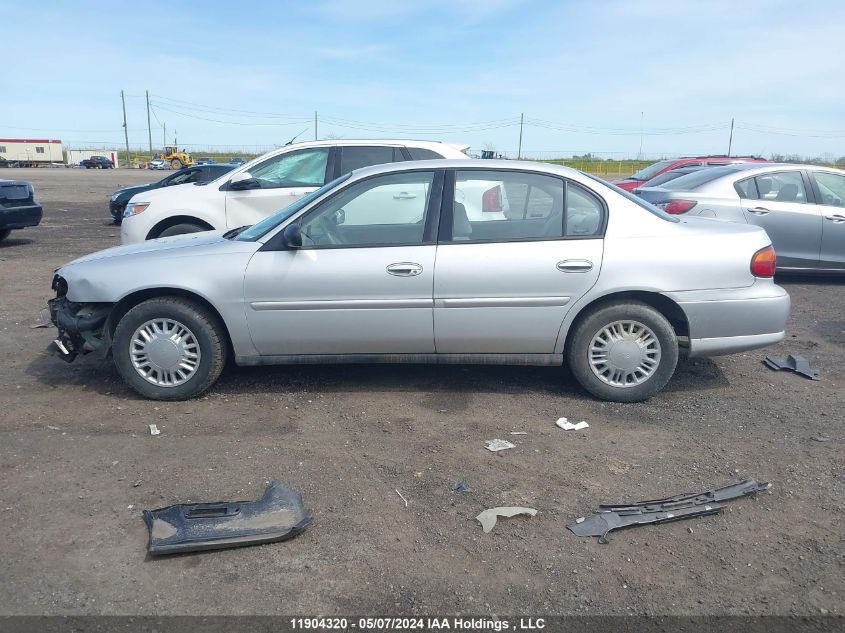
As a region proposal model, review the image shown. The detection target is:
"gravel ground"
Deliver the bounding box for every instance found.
[0,168,842,617]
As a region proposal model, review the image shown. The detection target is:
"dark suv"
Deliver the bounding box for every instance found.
[0,179,42,242]
[81,155,115,169]
[109,163,236,222]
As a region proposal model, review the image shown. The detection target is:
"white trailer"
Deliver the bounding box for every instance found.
[0,139,64,166]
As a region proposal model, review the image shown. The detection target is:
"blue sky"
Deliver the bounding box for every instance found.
[3,0,844,158]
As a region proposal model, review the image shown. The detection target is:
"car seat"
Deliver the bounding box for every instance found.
[775,183,800,202]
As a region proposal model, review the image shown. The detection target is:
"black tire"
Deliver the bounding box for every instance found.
[171,159,183,170]
[566,301,678,403]
[112,297,227,400]
[157,223,206,238]
[0,229,11,242]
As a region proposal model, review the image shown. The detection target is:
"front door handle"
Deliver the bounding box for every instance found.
[386,262,423,277]
[824,214,845,223]
[393,192,417,200]
[748,207,770,216]
[557,259,593,273]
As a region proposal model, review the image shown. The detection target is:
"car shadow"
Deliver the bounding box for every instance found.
[27,350,730,401]
[0,237,34,248]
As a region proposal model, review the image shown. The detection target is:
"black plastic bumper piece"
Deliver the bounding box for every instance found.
[143,480,313,556]
[567,479,770,544]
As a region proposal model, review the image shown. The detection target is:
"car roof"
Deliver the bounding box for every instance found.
[346,158,581,179]
[281,138,470,152]
[709,162,845,178]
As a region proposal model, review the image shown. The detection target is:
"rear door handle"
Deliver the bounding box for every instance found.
[393,192,417,200]
[824,214,845,223]
[557,259,593,273]
[386,262,423,277]
[748,207,770,216]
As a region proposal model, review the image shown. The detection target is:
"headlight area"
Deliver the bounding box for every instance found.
[123,201,150,219]
[47,275,113,363]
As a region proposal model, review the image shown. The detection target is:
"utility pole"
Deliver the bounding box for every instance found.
[163,122,166,148]
[638,111,644,160]
[517,112,524,159]
[121,89,130,168]
[314,111,318,140]
[727,117,735,156]
[146,90,153,153]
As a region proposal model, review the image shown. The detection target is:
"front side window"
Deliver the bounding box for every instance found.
[812,172,845,207]
[339,146,401,174]
[450,170,565,242]
[248,148,329,189]
[752,171,808,203]
[300,171,434,248]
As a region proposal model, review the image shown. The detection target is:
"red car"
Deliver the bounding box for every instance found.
[614,155,769,191]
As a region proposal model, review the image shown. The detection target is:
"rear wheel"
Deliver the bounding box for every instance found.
[171,158,183,169]
[157,223,206,238]
[566,301,678,402]
[112,297,227,400]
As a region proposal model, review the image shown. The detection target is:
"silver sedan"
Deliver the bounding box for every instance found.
[46,160,790,402]
[637,163,845,273]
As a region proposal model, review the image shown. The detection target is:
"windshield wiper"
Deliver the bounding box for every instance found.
[222,225,251,239]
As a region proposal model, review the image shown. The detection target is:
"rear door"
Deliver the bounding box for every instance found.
[224,147,333,229]
[738,170,821,268]
[433,169,603,354]
[809,170,845,270]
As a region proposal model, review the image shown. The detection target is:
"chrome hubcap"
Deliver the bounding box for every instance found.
[589,320,661,388]
[130,318,201,387]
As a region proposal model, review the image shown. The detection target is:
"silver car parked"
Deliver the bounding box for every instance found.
[637,163,845,273]
[46,160,790,402]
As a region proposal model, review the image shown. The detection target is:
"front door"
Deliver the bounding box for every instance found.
[739,170,822,268]
[243,170,441,355]
[434,169,604,354]
[810,170,845,270]
[224,147,332,229]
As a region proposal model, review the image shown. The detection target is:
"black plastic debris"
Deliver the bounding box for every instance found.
[567,479,770,544]
[763,354,820,380]
[143,480,312,556]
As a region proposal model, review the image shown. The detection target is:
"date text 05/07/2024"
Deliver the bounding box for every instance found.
[289,617,547,631]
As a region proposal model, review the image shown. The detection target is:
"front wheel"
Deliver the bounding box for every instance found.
[566,301,678,402]
[112,297,227,400]
[171,159,183,169]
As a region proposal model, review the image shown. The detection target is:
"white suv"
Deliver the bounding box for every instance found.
[121,140,473,244]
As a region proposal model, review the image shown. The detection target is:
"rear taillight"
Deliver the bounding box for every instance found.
[482,185,502,213]
[751,245,777,277]
[657,199,697,215]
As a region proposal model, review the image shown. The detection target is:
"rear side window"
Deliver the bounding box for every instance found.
[750,171,808,203]
[565,183,603,236]
[406,147,444,160]
[339,146,401,174]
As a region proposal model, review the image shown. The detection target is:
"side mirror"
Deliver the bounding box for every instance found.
[281,222,302,248]
[229,171,260,190]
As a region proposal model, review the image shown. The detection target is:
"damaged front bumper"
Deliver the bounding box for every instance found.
[46,274,112,362]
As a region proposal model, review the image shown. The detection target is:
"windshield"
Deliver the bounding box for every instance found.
[628,159,676,181]
[234,174,351,241]
[584,173,679,222]
[661,166,742,191]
